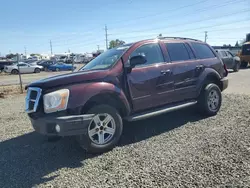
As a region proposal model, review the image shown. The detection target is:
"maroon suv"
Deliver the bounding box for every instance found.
[25,37,228,153]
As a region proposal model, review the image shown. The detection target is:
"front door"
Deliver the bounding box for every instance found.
[126,43,174,112]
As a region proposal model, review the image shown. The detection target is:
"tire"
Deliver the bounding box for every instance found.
[198,83,222,116]
[233,62,240,72]
[241,61,248,68]
[76,104,123,154]
[56,68,60,72]
[11,69,19,74]
[34,68,41,73]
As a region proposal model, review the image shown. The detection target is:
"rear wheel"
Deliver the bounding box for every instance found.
[241,61,248,68]
[11,69,18,74]
[198,83,222,116]
[34,68,41,73]
[76,104,123,154]
[56,68,60,72]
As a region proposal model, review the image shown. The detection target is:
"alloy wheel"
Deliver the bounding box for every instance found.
[88,113,116,145]
[207,89,220,111]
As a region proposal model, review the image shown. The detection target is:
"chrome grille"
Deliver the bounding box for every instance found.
[25,87,42,113]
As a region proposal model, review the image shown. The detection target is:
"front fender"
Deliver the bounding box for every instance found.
[196,68,222,97]
[67,82,131,114]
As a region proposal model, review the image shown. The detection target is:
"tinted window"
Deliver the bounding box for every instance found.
[191,43,216,59]
[166,43,190,61]
[184,43,195,59]
[18,63,26,66]
[130,43,164,67]
[226,51,233,57]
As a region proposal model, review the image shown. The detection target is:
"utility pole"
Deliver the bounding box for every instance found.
[16,53,23,93]
[24,46,27,56]
[50,40,53,55]
[204,31,208,43]
[105,25,108,50]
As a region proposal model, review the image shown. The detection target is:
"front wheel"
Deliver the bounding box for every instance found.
[76,105,123,154]
[198,83,222,116]
[56,68,60,72]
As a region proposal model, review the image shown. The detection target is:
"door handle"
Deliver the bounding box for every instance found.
[161,69,171,75]
[195,65,204,70]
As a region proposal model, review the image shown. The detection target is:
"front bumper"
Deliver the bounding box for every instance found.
[220,77,228,91]
[30,114,94,136]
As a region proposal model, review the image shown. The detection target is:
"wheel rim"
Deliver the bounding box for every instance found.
[207,89,220,111]
[88,113,116,145]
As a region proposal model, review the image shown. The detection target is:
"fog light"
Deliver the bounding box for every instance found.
[55,124,60,133]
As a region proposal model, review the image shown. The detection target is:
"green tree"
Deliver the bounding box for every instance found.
[30,53,41,57]
[109,39,125,49]
[6,53,15,59]
[235,41,240,47]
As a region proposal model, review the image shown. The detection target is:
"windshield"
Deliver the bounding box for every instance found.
[80,45,131,71]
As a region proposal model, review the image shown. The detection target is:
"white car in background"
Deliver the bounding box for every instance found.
[4,62,42,74]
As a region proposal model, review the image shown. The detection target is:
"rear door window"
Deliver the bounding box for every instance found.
[191,43,216,59]
[219,51,227,57]
[165,43,190,62]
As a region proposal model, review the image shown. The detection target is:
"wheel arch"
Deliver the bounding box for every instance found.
[67,82,131,117]
[197,68,223,97]
[81,92,130,117]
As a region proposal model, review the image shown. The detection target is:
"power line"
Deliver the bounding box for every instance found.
[110,8,249,36]
[109,0,246,32]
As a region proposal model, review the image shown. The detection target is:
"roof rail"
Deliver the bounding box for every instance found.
[156,36,202,42]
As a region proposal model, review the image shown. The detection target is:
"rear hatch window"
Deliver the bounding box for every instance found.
[242,44,250,55]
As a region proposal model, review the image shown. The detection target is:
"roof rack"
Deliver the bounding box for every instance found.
[156,36,202,42]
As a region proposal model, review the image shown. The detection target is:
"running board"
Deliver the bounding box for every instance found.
[125,100,197,122]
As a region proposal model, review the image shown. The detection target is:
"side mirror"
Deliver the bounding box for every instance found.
[129,55,147,67]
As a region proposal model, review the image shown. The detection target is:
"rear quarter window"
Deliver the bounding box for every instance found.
[191,43,216,59]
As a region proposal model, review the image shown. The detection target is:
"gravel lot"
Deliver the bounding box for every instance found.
[1,69,250,187]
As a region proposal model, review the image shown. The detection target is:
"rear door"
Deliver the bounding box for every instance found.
[225,51,234,68]
[164,42,199,102]
[126,42,174,112]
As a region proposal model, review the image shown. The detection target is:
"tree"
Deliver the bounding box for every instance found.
[157,33,163,38]
[235,41,240,47]
[109,39,125,49]
[6,53,15,59]
[30,53,41,57]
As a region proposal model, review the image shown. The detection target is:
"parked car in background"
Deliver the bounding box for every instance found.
[0,61,14,72]
[25,37,228,153]
[4,62,42,74]
[215,49,241,72]
[29,61,44,71]
[239,41,250,68]
[47,62,76,71]
[38,60,55,71]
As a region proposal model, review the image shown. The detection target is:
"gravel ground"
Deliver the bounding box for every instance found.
[0,93,250,188]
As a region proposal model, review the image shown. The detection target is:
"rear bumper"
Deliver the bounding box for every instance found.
[220,77,228,91]
[29,114,94,136]
[240,55,250,62]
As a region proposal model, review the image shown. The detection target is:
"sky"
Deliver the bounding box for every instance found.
[0,0,249,55]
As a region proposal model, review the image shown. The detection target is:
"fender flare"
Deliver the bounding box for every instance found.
[196,68,222,97]
[67,82,131,116]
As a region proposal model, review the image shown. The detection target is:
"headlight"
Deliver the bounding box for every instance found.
[43,89,69,113]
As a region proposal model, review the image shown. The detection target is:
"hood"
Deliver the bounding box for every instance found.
[26,69,108,90]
